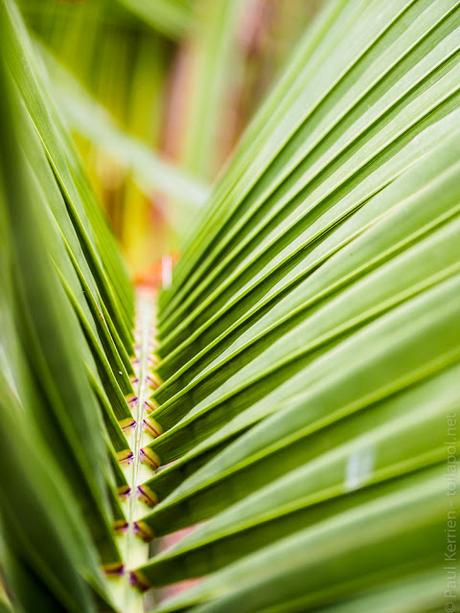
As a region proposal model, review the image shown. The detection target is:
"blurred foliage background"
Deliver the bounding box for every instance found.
[20,0,322,276]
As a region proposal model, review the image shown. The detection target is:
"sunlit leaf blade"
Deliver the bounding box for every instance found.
[0,6,123,568]
[0,35,119,613]
[22,112,134,404]
[144,139,460,462]
[5,18,135,425]
[2,0,134,348]
[153,124,460,400]
[149,465,458,612]
[131,2,460,611]
[139,363,459,583]
[160,0,460,329]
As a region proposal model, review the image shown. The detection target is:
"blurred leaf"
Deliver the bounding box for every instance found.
[41,43,210,213]
[116,0,193,39]
[178,0,244,180]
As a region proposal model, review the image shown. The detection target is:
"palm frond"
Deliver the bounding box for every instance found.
[0,0,459,611]
[131,0,460,609]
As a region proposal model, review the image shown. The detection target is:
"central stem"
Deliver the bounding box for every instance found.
[114,289,157,612]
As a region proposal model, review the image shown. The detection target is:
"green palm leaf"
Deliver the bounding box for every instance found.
[0,0,459,611]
